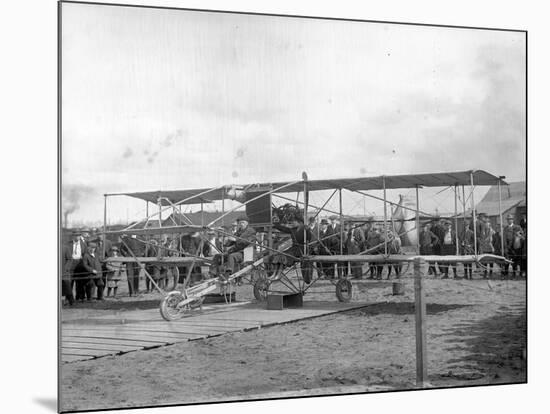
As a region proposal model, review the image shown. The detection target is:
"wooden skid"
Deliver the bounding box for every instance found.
[306,253,509,263]
[61,301,369,363]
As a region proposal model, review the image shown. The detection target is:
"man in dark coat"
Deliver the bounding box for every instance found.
[61,243,75,305]
[273,216,313,283]
[317,219,334,278]
[346,223,365,279]
[365,226,384,279]
[68,231,86,288]
[327,215,344,276]
[119,235,146,296]
[502,214,522,277]
[439,221,457,278]
[431,218,446,276]
[419,223,439,276]
[225,216,256,275]
[81,242,104,301]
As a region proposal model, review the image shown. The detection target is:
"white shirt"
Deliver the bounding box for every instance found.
[443,230,453,245]
[72,241,82,260]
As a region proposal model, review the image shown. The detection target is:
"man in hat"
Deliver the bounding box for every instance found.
[327,215,344,276]
[272,214,314,283]
[67,230,87,294]
[317,218,334,278]
[502,214,523,277]
[81,242,105,301]
[61,241,75,306]
[440,221,457,278]
[365,225,384,279]
[119,234,146,296]
[225,216,256,275]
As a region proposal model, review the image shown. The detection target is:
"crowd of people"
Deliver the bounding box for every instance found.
[61,211,527,305]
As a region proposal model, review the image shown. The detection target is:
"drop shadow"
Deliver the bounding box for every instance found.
[33,397,57,412]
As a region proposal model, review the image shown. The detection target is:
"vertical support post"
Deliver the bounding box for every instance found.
[383,176,388,255]
[415,185,420,255]
[201,201,204,226]
[462,185,467,248]
[414,257,427,387]
[454,185,459,255]
[145,201,149,218]
[103,195,107,259]
[470,172,477,256]
[303,172,308,256]
[498,178,505,257]
[339,188,343,255]
[221,189,225,267]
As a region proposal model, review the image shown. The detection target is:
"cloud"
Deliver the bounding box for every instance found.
[122,147,133,158]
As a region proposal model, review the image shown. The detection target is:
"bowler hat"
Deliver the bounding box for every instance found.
[506,214,514,219]
[88,242,97,248]
[328,215,338,220]
[320,219,329,225]
[236,216,249,222]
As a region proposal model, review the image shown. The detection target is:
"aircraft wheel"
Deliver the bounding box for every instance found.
[167,266,179,291]
[335,279,353,302]
[160,291,189,321]
[253,277,270,302]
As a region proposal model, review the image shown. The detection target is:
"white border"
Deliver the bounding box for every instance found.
[2,1,546,413]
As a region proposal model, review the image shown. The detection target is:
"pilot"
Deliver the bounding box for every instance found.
[225,216,256,276]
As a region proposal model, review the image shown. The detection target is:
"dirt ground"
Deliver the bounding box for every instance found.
[60,268,526,412]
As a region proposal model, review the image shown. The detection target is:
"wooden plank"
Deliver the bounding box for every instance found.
[63,324,236,337]
[61,330,198,342]
[62,348,116,357]
[62,325,220,337]
[61,336,165,348]
[62,342,141,352]
[114,324,243,334]
[62,354,93,363]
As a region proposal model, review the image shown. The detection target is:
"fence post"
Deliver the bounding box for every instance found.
[414,257,427,387]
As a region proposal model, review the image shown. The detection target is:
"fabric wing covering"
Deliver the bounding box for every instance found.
[120,170,506,206]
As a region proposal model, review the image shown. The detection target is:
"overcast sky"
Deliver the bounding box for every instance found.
[61,3,526,226]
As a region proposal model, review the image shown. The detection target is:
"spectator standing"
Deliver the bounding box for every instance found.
[461,222,475,280]
[365,225,384,279]
[61,242,75,306]
[105,246,125,297]
[346,223,365,279]
[81,242,104,301]
[386,229,403,279]
[119,235,145,296]
[508,227,525,278]
[502,214,522,277]
[419,223,439,276]
[317,219,333,278]
[327,215,343,277]
[478,221,495,278]
[440,221,457,278]
[144,239,161,293]
[431,218,446,276]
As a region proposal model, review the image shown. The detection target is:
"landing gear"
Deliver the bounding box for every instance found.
[253,277,271,302]
[159,291,203,321]
[335,279,353,302]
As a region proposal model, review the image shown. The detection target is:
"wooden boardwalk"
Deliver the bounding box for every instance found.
[61,300,369,363]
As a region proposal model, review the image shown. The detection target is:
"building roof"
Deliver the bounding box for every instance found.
[476,181,525,216]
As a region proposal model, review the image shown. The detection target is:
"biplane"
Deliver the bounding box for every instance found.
[101,170,511,321]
